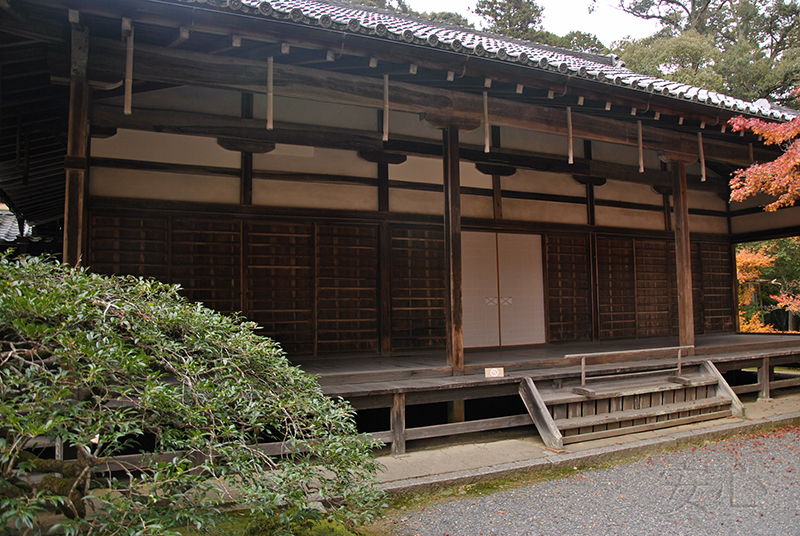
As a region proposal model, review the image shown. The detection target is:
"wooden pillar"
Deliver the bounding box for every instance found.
[240,93,254,205]
[390,392,406,455]
[670,159,695,351]
[758,357,772,400]
[357,150,407,356]
[63,20,90,267]
[475,163,515,221]
[443,125,464,373]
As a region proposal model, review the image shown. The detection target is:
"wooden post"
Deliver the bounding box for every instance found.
[447,400,465,423]
[356,150,407,357]
[64,21,90,267]
[475,163,514,221]
[670,159,695,351]
[443,125,464,373]
[391,392,406,455]
[758,357,771,400]
[240,93,254,205]
[379,221,392,356]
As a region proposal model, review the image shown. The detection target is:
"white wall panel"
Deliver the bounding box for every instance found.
[462,195,494,219]
[390,156,442,184]
[389,189,444,215]
[595,206,664,230]
[731,205,800,235]
[502,170,585,196]
[497,233,545,345]
[90,167,239,204]
[91,129,241,167]
[503,198,587,224]
[462,232,500,348]
[253,147,376,178]
[252,179,377,211]
[595,179,662,205]
[689,215,729,235]
[500,127,573,157]
[387,110,441,140]
[94,86,241,117]
[690,190,729,211]
[260,96,378,132]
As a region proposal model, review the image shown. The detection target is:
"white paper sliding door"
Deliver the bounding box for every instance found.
[497,233,546,345]
[462,231,500,348]
[462,231,545,348]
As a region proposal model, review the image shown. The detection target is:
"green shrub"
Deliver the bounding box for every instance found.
[0,255,385,535]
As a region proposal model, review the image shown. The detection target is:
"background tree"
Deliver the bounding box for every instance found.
[736,238,800,332]
[615,0,800,106]
[471,0,607,52]
[472,0,544,39]
[728,106,800,210]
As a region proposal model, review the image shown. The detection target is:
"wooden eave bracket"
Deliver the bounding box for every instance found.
[572,174,606,186]
[475,162,516,177]
[357,150,407,165]
[216,138,275,153]
[422,112,481,131]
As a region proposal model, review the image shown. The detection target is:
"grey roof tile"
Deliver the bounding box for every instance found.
[178,0,798,120]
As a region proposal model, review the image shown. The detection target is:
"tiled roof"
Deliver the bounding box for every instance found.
[176,0,798,121]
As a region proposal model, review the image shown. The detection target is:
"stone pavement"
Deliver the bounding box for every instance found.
[375,391,800,495]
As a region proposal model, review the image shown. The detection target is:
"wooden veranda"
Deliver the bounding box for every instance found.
[294,334,800,453]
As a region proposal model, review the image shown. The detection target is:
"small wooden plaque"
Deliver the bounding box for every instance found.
[485,367,504,378]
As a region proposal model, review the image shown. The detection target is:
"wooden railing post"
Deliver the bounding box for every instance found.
[391,393,406,455]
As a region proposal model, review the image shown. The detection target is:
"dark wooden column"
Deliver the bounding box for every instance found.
[475,163,515,220]
[358,150,407,356]
[670,159,696,351]
[443,125,464,373]
[240,92,254,205]
[63,19,90,267]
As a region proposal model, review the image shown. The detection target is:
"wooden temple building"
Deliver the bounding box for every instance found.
[3,0,800,453]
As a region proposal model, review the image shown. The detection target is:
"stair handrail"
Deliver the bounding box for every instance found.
[565,345,695,387]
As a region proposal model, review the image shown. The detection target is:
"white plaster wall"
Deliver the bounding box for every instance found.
[389,189,443,215]
[690,190,729,211]
[500,126,573,157]
[390,156,441,184]
[256,95,378,132]
[689,214,729,235]
[90,167,239,204]
[502,198,587,224]
[252,179,377,211]
[462,194,494,219]
[595,206,664,230]
[730,205,800,235]
[387,110,441,140]
[91,129,241,168]
[94,86,241,117]
[502,170,585,197]
[592,140,661,169]
[595,179,662,206]
[253,147,376,178]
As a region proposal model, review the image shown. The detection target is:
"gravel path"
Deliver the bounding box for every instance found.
[383,425,800,536]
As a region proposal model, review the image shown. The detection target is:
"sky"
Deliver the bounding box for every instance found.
[406,0,661,47]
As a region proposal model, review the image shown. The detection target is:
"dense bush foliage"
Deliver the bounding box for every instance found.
[0,255,384,535]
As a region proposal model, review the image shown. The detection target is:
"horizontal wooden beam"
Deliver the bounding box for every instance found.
[91,104,382,151]
[50,36,771,166]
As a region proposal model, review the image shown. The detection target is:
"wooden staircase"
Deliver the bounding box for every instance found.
[519,360,744,450]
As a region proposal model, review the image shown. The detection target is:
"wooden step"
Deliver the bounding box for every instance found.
[566,376,717,400]
[554,396,731,431]
[561,409,733,445]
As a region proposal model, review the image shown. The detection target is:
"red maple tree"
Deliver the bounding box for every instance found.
[728,93,800,211]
